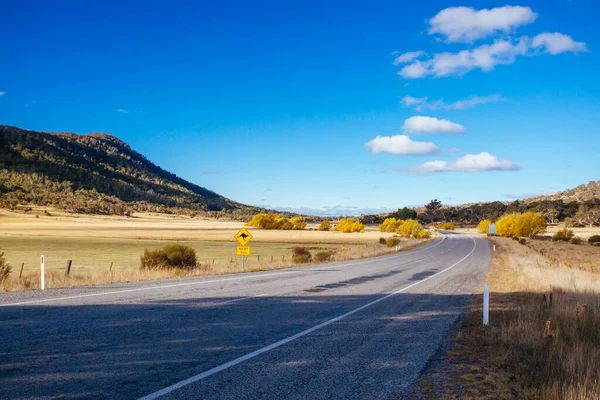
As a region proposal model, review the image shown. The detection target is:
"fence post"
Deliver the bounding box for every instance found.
[109,262,113,272]
[65,260,72,276]
[40,255,45,290]
[483,284,489,325]
[19,263,24,279]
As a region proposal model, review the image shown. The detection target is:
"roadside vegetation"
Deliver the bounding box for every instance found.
[246,213,307,230]
[423,236,600,399]
[334,218,365,233]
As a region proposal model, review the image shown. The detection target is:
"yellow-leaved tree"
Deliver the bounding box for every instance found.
[379,218,403,232]
[247,213,294,230]
[495,214,519,237]
[515,212,547,238]
[290,216,307,230]
[318,220,331,231]
[335,218,364,233]
[396,219,423,237]
[477,219,492,234]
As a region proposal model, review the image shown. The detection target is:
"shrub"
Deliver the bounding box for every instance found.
[519,238,527,245]
[570,237,583,245]
[417,231,431,239]
[140,244,197,270]
[588,235,600,244]
[379,237,386,245]
[292,247,312,263]
[44,210,51,216]
[318,220,331,231]
[496,214,519,237]
[477,219,492,234]
[514,212,547,238]
[396,219,422,237]
[335,218,364,233]
[314,251,333,262]
[0,251,11,282]
[386,238,401,247]
[247,213,295,230]
[552,229,574,242]
[436,222,455,230]
[512,236,519,241]
[379,218,402,232]
[290,217,307,230]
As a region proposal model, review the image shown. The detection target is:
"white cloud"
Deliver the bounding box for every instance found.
[271,205,396,217]
[392,51,425,66]
[401,94,503,111]
[0,92,5,96]
[428,6,537,42]
[404,152,519,174]
[402,116,465,134]
[398,32,586,79]
[365,134,439,155]
[531,32,588,55]
[116,108,130,114]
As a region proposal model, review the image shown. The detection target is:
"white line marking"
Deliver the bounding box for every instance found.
[1,236,446,308]
[138,235,477,400]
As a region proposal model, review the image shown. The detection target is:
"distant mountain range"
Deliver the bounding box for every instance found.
[0,124,270,218]
[526,181,600,204]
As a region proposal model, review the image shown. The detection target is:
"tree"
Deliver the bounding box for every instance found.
[424,199,442,222]
[335,218,364,233]
[396,219,422,237]
[290,216,307,230]
[477,219,492,234]
[574,205,600,227]
[514,212,547,238]
[379,218,402,232]
[496,214,519,237]
[543,208,559,225]
[318,220,331,231]
[394,207,417,221]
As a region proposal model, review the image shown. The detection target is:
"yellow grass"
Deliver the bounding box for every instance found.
[422,237,600,399]
[0,208,430,291]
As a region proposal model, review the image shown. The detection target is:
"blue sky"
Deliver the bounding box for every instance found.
[1,0,598,216]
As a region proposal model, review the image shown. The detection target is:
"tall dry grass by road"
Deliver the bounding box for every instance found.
[423,237,600,399]
[0,240,429,292]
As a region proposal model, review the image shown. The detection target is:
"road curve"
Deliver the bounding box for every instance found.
[0,233,490,399]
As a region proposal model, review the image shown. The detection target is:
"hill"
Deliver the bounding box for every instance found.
[526,180,600,204]
[0,124,267,218]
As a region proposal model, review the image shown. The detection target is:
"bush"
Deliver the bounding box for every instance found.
[519,238,527,245]
[515,212,547,238]
[379,218,402,232]
[386,238,401,247]
[379,237,386,245]
[318,220,331,231]
[477,219,492,234]
[396,219,422,237]
[512,236,519,241]
[335,218,364,233]
[570,237,583,245]
[0,251,11,282]
[290,217,307,230]
[247,213,296,230]
[436,222,455,230]
[496,214,519,237]
[140,244,197,270]
[588,235,600,244]
[417,231,431,239]
[552,229,574,242]
[314,251,333,262]
[292,247,312,263]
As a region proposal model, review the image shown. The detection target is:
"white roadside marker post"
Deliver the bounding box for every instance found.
[41,255,46,290]
[493,244,496,252]
[483,284,489,325]
[242,256,245,272]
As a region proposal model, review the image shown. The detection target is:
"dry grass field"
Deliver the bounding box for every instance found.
[422,237,600,399]
[0,208,426,291]
[456,226,600,240]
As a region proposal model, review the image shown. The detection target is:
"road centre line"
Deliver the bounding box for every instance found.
[138,235,477,400]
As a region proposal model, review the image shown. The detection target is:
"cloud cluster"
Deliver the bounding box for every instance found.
[402,94,502,111]
[403,152,519,174]
[116,108,130,114]
[393,6,587,79]
[365,135,439,155]
[0,91,6,96]
[428,6,537,42]
[402,116,465,134]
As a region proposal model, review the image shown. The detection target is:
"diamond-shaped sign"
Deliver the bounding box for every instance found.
[234,228,253,246]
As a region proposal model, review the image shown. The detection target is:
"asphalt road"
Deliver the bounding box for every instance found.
[0,232,490,399]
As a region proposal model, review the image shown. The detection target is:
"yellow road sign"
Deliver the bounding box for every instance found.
[234,228,253,245]
[236,246,251,256]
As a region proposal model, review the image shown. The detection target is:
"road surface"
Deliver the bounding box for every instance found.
[0,232,490,399]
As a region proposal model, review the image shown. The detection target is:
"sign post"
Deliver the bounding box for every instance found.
[40,255,45,290]
[234,228,253,272]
